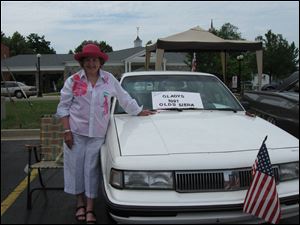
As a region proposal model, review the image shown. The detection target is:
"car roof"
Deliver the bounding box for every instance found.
[121,71,216,78]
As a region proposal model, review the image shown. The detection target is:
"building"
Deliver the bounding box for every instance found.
[1,47,189,93]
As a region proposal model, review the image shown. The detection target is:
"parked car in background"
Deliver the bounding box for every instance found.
[242,71,299,138]
[1,81,37,98]
[261,81,280,91]
[101,71,299,224]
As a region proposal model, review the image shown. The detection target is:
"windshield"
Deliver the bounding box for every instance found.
[114,75,243,114]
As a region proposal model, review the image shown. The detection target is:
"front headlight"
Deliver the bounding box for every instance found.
[279,162,299,181]
[110,169,124,189]
[109,169,174,190]
[124,171,174,189]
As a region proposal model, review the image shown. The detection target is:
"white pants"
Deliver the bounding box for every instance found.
[63,133,105,198]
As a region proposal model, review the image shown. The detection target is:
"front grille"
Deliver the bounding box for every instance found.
[239,170,253,187]
[176,172,224,192]
[175,167,280,193]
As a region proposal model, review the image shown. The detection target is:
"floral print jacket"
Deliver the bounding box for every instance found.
[56,69,142,137]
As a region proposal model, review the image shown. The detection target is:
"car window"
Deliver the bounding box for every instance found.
[114,75,243,114]
[284,81,299,93]
[1,82,17,88]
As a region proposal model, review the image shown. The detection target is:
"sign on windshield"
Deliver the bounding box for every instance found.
[152,91,203,109]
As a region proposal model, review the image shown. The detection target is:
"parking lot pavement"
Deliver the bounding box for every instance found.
[1,140,115,224]
[1,139,298,224]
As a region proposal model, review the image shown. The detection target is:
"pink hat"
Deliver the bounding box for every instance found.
[74,44,109,62]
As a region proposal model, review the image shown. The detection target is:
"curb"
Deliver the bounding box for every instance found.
[1,129,40,141]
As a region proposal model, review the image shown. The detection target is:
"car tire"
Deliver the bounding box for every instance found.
[15,91,24,99]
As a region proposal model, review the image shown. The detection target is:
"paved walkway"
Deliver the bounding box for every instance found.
[1,129,40,141]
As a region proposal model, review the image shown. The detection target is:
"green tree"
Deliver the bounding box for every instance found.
[214,23,243,40]
[1,31,10,46]
[74,40,113,53]
[146,40,152,46]
[256,30,299,81]
[1,31,56,56]
[187,23,248,82]
[26,33,56,54]
[9,31,32,56]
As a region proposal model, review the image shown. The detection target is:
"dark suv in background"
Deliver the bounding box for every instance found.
[242,71,299,138]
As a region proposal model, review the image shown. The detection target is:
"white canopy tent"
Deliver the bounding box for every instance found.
[146,26,263,89]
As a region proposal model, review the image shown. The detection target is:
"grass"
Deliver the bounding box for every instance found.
[43,92,61,96]
[1,100,59,129]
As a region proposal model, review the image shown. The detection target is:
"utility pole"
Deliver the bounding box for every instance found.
[37,54,42,97]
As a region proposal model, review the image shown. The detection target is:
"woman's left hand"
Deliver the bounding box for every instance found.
[138,109,156,116]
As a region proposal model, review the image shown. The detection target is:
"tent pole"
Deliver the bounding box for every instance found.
[256,50,263,90]
[155,49,164,71]
[145,50,151,71]
[221,51,227,84]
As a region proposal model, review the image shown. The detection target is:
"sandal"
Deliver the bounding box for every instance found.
[75,205,86,222]
[86,210,97,224]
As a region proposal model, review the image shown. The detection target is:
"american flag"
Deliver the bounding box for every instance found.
[243,136,281,224]
[191,52,196,72]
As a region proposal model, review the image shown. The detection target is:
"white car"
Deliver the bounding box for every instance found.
[1,81,37,98]
[101,71,299,224]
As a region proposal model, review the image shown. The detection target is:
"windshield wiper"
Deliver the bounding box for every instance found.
[214,108,238,113]
[181,108,204,111]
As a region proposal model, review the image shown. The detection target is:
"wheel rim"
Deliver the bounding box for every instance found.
[16,91,23,98]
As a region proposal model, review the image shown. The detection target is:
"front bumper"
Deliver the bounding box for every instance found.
[110,204,298,224]
[107,197,298,224]
[102,181,299,224]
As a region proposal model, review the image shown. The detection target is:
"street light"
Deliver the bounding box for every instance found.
[36,54,42,97]
[236,54,244,94]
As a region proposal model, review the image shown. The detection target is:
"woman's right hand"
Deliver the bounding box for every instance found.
[64,131,73,149]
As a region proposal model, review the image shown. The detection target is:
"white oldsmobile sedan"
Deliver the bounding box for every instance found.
[100,71,299,224]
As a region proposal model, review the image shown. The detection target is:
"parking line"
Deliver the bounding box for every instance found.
[1,169,38,216]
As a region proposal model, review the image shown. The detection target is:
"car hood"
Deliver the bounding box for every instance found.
[277,92,299,102]
[114,111,299,156]
[243,91,299,103]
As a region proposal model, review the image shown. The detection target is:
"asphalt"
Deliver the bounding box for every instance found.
[1,139,116,224]
[1,129,40,141]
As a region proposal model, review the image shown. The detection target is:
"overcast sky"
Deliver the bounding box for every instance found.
[1,1,299,54]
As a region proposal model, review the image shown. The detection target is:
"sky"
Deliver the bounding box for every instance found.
[1,1,299,54]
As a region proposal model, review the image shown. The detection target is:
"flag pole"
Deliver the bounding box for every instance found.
[263,135,268,144]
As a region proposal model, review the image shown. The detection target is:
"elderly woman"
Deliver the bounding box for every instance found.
[56,43,154,224]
